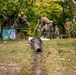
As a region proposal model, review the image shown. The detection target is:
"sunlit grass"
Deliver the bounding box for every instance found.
[0,38,76,75]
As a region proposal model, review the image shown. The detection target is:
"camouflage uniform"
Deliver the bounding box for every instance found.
[55,26,60,38]
[64,19,73,38]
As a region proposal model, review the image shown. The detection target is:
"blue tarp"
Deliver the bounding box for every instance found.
[2,29,16,40]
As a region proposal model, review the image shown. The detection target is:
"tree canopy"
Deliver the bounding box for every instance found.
[0,0,76,36]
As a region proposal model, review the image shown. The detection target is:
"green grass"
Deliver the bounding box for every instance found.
[0,38,76,75]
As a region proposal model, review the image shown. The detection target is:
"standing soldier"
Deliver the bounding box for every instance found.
[55,26,60,39]
[64,18,73,38]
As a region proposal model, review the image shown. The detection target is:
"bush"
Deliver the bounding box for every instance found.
[70,22,76,37]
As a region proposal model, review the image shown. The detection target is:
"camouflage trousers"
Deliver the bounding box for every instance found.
[66,30,71,38]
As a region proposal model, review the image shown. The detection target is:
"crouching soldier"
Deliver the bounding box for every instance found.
[39,16,52,38]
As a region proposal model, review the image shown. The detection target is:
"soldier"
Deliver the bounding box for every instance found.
[50,21,55,39]
[55,26,60,38]
[39,16,52,38]
[64,18,73,38]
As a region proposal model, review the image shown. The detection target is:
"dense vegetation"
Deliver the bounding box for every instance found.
[0,0,76,36]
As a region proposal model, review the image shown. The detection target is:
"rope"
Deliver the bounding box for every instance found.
[8,1,25,39]
[12,2,25,28]
[0,13,7,19]
[32,20,40,37]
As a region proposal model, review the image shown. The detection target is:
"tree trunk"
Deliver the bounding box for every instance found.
[0,23,1,34]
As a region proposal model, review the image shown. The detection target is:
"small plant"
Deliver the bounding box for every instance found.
[58,49,63,53]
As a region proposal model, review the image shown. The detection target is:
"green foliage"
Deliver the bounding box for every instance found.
[0,0,19,16]
[0,0,75,36]
[70,22,76,37]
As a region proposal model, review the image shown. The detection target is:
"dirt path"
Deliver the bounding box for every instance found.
[0,63,21,75]
[31,52,48,75]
